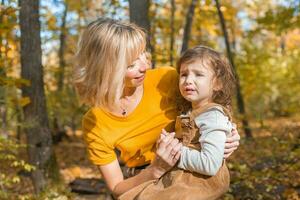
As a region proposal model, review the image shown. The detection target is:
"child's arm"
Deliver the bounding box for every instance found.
[177,109,231,176]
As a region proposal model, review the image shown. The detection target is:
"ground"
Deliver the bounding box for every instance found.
[8,116,300,199]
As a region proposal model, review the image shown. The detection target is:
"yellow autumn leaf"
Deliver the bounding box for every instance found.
[19,97,31,107]
[12,176,20,183]
[15,78,31,88]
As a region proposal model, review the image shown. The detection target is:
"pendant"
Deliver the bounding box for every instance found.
[122,109,126,116]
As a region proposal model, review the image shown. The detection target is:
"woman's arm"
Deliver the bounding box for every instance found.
[99,132,182,198]
[98,159,157,197]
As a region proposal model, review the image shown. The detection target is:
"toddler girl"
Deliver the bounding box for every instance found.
[129,45,236,200]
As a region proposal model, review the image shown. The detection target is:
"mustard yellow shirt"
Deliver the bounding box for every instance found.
[82,67,179,167]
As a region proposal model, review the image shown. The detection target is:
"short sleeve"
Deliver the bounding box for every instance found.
[82,111,117,165]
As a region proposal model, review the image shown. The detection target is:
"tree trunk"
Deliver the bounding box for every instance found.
[215,0,252,138]
[16,103,23,140]
[170,0,175,66]
[0,103,7,138]
[181,0,197,54]
[128,0,154,62]
[57,1,68,92]
[280,34,285,55]
[19,0,60,193]
[0,5,8,138]
[149,4,158,67]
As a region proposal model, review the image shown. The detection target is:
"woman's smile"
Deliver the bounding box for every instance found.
[135,74,145,82]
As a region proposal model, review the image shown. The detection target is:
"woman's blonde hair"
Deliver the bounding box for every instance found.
[73,18,146,109]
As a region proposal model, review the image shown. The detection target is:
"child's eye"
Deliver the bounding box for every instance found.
[180,73,187,77]
[196,73,203,77]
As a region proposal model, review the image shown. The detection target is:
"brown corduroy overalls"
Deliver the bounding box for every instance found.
[119,103,231,200]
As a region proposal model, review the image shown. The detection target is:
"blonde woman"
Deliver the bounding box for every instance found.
[74,18,240,199]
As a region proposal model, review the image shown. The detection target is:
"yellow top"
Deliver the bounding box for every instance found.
[82,67,179,167]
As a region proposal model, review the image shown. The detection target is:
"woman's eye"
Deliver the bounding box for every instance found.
[127,64,135,69]
[196,73,203,77]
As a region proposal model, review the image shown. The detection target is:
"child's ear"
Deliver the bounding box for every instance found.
[213,78,222,91]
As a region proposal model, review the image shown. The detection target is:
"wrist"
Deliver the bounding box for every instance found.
[146,164,165,180]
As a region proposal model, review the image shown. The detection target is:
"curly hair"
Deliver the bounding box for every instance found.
[177,45,236,109]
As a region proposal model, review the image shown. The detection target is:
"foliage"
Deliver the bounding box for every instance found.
[37,183,73,200]
[0,136,35,200]
[46,86,87,132]
[1,0,300,198]
[235,28,300,118]
[222,118,300,199]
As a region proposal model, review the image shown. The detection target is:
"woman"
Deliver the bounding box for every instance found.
[73,18,240,199]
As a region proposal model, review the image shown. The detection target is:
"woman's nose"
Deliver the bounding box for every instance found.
[139,53,150,71]
[139,62,147,72]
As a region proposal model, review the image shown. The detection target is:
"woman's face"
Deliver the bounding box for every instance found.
[124,52,150,88]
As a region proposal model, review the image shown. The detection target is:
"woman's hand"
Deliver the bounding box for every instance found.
[224,123,240,158]
[149,129,182,179]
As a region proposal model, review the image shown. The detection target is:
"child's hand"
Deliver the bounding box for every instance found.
[224,123,240,158]
[157,129,169,144]
[151,130,182,178]
[159,129,182,161]
[156,129,170,147]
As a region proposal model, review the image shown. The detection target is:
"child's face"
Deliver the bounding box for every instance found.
[124,52,149,88]
[179,59,217,108]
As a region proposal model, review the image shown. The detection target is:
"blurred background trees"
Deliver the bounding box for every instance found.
[0,0,300,198]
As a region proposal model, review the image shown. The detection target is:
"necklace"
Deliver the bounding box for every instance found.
[122,108,126,116]
[120,98,127,116]
[120,86,143,116]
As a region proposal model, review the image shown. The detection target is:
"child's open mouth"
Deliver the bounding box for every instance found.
[185,87,195,94]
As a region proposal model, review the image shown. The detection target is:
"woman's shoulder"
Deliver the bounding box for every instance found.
[146,66,178,88]
[82,107,103,127]
[146,66,177,80]
[148,66,176,72]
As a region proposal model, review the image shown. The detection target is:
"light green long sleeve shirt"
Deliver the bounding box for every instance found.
[177,107,232,176]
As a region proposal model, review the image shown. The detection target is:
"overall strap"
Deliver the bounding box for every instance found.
[190,103,232,122]
[176,103,232,147]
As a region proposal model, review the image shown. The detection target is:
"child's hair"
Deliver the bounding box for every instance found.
[73,18,146,109]
[177,45,236,109]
